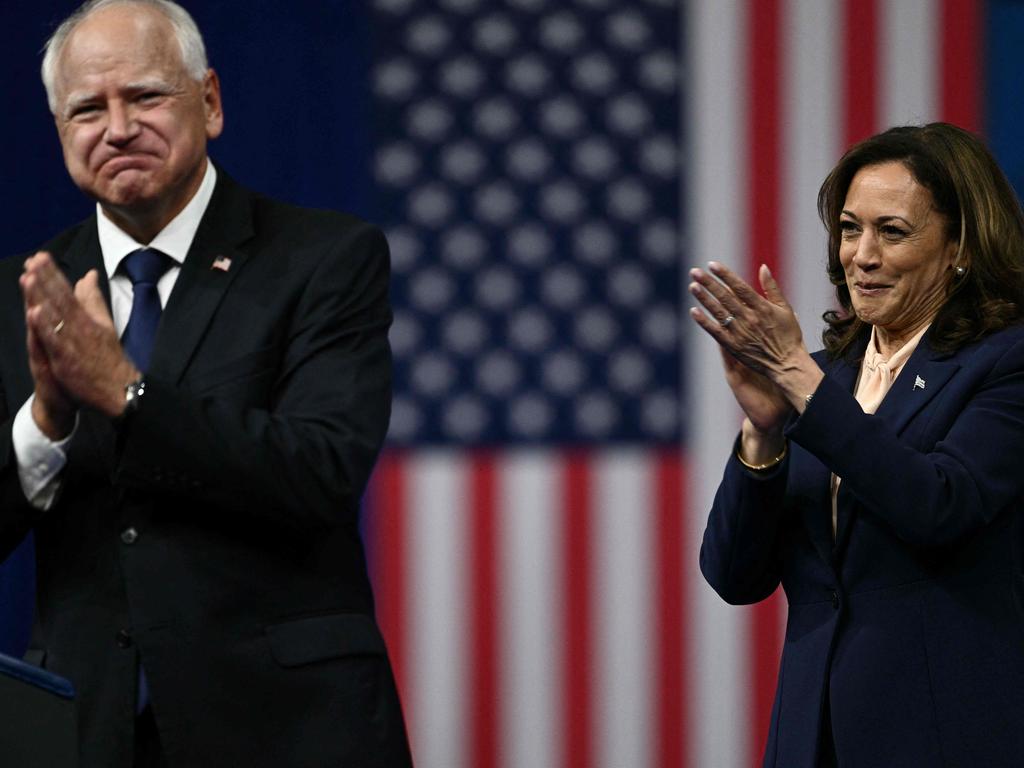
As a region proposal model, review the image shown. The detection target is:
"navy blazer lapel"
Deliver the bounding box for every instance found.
[791,446,835,567]
[834,483,858,559]
[833,331,960,552]
[800,349,861,566]
[824,346,862,403]
[871,333,960,435]
[147,171,254,385]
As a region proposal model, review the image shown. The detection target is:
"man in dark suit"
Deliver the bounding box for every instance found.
[0,1,411,765]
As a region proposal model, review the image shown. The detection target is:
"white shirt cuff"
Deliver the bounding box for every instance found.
[12,395,77,510]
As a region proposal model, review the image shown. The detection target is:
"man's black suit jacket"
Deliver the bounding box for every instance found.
[0,170,411,767]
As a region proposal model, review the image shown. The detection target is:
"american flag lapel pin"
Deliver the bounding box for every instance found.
[914,375,926,391]
[211,255,232,272]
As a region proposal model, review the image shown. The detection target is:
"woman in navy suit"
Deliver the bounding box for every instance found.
[690,123,1024,767]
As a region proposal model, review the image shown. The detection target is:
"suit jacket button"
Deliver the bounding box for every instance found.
[830,590,840,610]
[121,527,139,545]
[116,629,133,649]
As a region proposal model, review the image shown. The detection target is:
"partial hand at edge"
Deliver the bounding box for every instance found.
[20,253,139,420]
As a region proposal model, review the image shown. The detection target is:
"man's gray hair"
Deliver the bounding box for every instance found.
[41,0,209,114]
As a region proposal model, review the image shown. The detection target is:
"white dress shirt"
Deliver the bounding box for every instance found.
[12,161,218,509]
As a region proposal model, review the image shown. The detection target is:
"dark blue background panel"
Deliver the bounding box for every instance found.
[987,0,1024,198]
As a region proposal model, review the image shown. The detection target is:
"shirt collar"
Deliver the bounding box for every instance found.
[864,322,931,375]
[97,160,218,279]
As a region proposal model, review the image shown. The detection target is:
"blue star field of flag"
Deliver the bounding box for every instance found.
[372,0,681,446]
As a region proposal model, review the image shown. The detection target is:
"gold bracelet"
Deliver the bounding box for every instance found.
[736,441,788,471]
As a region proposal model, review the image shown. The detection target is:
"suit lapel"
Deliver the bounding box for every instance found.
[147,172,254,385]
[792,447,836,567]
[871,337,960,435]
[833,484,858,559]
[53,217,110,305]
[799,350,861,567]
[833,332,960,553]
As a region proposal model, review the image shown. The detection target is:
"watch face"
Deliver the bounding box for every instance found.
[125,379,146,408]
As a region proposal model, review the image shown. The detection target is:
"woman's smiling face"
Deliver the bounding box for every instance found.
[839,161,959,342]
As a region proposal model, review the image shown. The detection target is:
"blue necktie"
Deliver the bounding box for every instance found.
[120,248,172,372]
[118,248,171,714]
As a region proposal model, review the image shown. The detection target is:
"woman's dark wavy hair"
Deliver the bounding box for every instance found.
[817,122,1024,359]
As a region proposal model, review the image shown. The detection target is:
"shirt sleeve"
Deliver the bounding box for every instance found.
[11,395,77,510]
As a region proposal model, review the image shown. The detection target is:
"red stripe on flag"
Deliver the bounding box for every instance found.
[655,452,686,768]
[750,594,785,763]
[747,4,785,765]
[843,0,879,146]
[469,454,500,768]
[369,452,409,708]
[563,454,593,768]
[749,0,783,284]
[940,0,981,131]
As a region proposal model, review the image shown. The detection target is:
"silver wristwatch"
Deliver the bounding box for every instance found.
[123,377,147,416]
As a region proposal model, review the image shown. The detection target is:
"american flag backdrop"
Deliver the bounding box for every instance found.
[360,1,983,768]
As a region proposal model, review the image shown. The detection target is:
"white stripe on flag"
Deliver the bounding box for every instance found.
[500,452,561,768]
[882,0,939,127]
[408,453,468,768]
[784,0,841,344]
[594,451,654,768]
[686,1,749,766]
